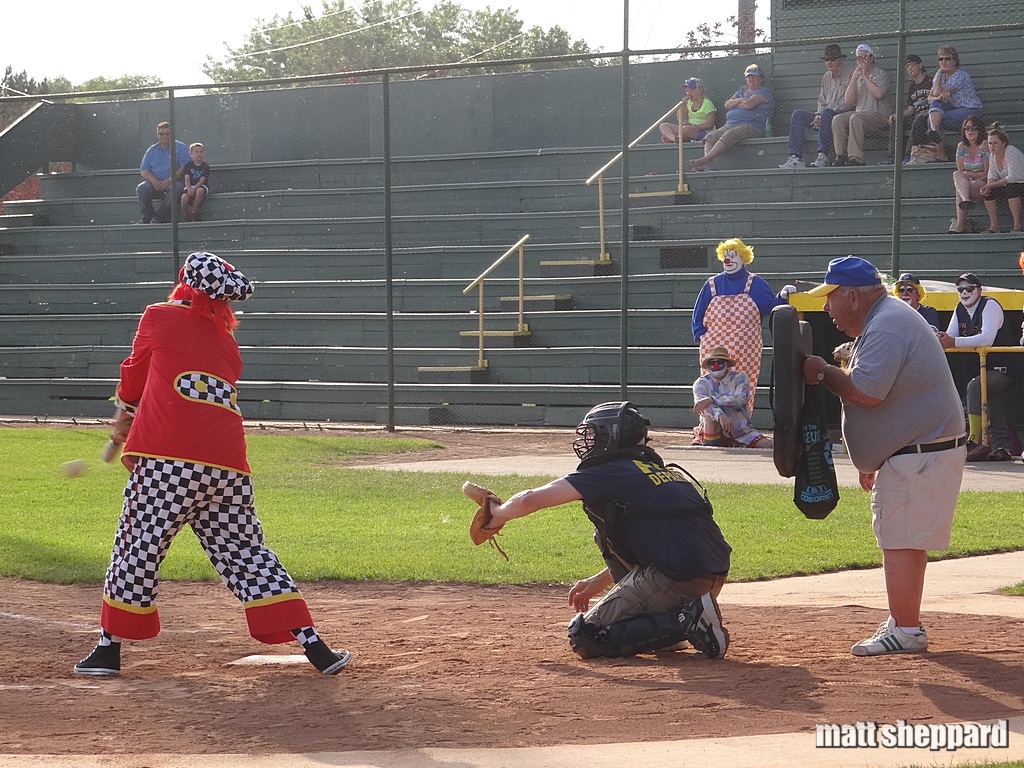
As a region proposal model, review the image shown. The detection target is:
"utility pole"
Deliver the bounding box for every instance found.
[737,0,756,51]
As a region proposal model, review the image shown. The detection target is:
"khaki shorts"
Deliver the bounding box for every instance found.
[870,447,964,550]
[703,123,763,148]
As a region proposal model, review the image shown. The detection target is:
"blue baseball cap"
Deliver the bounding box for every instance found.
[807,257,883,296]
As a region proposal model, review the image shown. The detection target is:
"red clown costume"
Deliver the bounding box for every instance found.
[74,252,350,677]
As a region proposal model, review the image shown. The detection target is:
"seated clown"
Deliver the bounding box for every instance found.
[692,346,773,449]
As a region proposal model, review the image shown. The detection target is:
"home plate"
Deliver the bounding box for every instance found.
[229,653,308,667]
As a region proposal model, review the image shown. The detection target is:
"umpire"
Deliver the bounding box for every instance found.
[802,257,965,656]
[488,401,731,660]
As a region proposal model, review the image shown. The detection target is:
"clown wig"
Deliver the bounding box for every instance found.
[167,283,240,335]
[716,238,754,265]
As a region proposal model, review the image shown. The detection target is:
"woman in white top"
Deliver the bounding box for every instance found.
[980,123,1024,233]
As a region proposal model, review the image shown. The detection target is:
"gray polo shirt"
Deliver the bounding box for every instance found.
[841,294,964,473]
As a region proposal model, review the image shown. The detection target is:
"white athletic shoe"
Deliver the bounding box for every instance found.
[778,155,805,169]
[810,152,831,168]
[850,617,928,656]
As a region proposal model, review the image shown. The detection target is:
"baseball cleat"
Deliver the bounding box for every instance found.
[681,592,729,659]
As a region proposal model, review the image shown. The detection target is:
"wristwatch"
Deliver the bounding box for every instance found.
[816,367,826,383]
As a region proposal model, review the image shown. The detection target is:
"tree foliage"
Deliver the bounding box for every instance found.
[682,6,768,59]
[202,0,596,83]
[1,66,73,97]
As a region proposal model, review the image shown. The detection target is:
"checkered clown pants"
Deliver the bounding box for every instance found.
[100,457,311,642]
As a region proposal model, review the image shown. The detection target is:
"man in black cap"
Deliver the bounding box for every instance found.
[937,273,1017,461]
[803,257,964,656]
[892,272,940,329]
[779,43,853,169]
[881,54,931,165]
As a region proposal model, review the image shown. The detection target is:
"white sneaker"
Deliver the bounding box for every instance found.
[850,617,928,656]
[778,155,805,169]
[810,152,830,168]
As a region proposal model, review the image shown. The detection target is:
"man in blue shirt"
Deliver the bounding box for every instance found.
[137,121,190,224]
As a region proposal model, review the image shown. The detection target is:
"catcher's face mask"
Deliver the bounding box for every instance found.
[572,401,650,461]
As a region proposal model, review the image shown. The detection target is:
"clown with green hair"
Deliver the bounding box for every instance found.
[692,238,794,422]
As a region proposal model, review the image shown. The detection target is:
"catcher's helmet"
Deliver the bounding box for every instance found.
[572,401,650,461]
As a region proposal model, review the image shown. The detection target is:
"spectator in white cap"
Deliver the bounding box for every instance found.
[659,77,717,144]
[691,63,774,171]
[831,44,892,166]
[802,256,965,656]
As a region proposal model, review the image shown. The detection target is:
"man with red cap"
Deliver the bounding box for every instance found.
[802,256,965,656]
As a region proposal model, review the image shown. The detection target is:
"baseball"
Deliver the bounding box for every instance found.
[63,459,87,479]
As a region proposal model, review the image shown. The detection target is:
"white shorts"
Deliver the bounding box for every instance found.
[870,447,964,550]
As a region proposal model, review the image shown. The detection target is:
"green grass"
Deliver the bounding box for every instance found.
[3,427,1023,586]
[1001,582,1024,596]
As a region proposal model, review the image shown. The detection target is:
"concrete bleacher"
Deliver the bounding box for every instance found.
[1,4,1022,429]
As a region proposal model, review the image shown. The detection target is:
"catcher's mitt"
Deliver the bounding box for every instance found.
[462,481,508,561]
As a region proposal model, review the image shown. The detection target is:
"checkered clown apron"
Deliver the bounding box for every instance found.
[698,272,763,416]
[99,457,313,644]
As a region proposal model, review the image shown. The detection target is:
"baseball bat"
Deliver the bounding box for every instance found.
[100,439,120,464]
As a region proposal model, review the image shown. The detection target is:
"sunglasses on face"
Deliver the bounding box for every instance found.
[897,285,917,294]
[938,56,954,61]
[957,286,977,294]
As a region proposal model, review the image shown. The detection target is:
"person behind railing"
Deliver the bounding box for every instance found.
[979,123,1024,233]
[831,44,892,167]
[136,121,190,224]
[947,117,988,234]
[936,272,1017,461]
[892,272,940,330]
[659,77,717,145]
[690,63,773,172]
[778,43,853,170]
[910,46,983,163]
[880,53,931,166]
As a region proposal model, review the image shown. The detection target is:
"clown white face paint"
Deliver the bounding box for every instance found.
[721,249,742,274]
[957,283,981,309]
[707,359,730,379]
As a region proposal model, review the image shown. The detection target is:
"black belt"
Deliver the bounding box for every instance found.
[891,435,967,457]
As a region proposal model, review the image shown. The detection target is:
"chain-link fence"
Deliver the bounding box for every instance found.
[1,0,1022,431]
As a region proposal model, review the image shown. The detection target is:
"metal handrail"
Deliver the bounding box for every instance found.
[944,345,1024,446]
[462,234,531,369]
[585,101,691,262]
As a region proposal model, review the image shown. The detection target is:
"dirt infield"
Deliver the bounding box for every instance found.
[2,426,1023,757]
[3,579,1024,756]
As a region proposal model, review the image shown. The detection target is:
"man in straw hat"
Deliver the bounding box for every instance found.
[74,252,351,678]
[692,346,772,448]
[802,256,965,656]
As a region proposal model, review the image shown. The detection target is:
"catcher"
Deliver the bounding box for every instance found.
[480,401,732,660]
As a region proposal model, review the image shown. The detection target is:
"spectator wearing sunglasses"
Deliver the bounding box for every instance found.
[892,273,940,330]
[911,46,983,162]
[692,346,772,449]
[948,117,989,233]
[937,273,1017,461]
